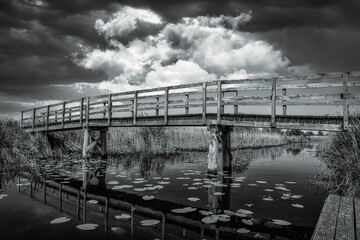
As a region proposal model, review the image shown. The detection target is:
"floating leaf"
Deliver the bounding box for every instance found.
[275,186,291,191]
[76,223,99,230]
[223,210,234,216]
[187,197,200,202]
[176,177,190,180]
[115,214,131,220]
[193,178,202,181]
[171,207,197,214]
[248,183,258,186]
[272,219,292,226]
[140,220,160,226]
[111,227,126,234]
[285,181,296,184]
[202,216,218,224]
[142,195,155,201]
[199,210,213,216]
[87,200,98,205]
[264,189,274,192]
[244,204,253,207]
[291,204,304,208]
[107,181,119,185]
[158,181,170,185]
[133,188,146,191]
[237,228,250,234]
[242,219,253,225]
[0,194,8,199]
[188,187,197,190]
[256,181,267,184]
[262,196,274,201]
[236,209,253,215]
[152,177,162,179]
[50,217,71,224]
[290,195,303,199]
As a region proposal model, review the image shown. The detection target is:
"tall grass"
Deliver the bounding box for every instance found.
[316,117,360,197]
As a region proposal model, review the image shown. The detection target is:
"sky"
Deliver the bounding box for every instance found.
[1,0,360,118]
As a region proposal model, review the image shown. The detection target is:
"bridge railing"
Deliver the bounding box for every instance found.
[20,71,360,131]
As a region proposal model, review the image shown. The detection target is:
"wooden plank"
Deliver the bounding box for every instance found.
[217,81,221,124]
[312,194,340,240]
[162,213,166,240]
[282,88,287,115]
[343,72,349,130]
[164,88,169,125]
[133,91,138,125]
[271,78,276,128]
[335,196,355,240]
[202,82,207,123]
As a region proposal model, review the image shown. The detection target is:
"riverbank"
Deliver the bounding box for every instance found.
[0,118,305,165]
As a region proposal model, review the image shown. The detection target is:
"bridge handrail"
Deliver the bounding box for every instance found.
[20,71,360,131]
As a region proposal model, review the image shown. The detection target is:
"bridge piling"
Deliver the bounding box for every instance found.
[82,127,108,160]
[207,125,233,175]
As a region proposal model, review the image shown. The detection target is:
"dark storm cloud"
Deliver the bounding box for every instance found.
[0,0,359,117]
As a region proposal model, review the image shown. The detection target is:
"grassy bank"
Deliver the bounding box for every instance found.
[0,118,303,166]
[315,117,360,197]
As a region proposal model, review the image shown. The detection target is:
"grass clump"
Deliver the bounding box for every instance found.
[316,117,360,197]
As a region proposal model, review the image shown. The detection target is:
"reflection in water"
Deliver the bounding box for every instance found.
[0,143,325,240]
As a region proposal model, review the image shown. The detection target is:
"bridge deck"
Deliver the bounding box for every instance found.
[312,194,360,240]
[20,71,360,132]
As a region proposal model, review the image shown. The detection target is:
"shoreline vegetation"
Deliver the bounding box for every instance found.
[1,117,309,170]
[315,117,360,197]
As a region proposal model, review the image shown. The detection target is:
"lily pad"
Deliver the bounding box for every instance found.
[263,196,274,201]
[285,181,296,184]
[76,223,99,230]
[140,219,160,226]
[115,214,131,220]
[242,219,253,225]
[199,210,213,216]
[187,197,200,202]
[111,227,126,234]
[0,194,8,199]
[171,207,197,214]
[291,204,304,208]
[50,217,71,224]
[272,219,292,226]
[142,195,155,201]
[107,181,119,185]
[237,228,250,234]
[256,181,267,184]
[202,216,218,224]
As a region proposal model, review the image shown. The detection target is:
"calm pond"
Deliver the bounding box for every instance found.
[0,143,327,240]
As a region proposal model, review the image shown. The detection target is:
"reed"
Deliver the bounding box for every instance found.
[315,117,360,197]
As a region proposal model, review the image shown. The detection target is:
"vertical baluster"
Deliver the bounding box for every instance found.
[271,78,277,128]
[86,97,90,126]
[202,82,207,124]
[80,98,84,127]
[217,81,222,124]
[164,88,169,125]
[108,94,112,126]
[234,91,238,115]
[62,102,65,128]
[46,105,49,131]
[282,88,287,115]
[32,108,36,130]
[20,111,23,128]
[133,91,138,125]
[156,97,160,116]
[185,94,189,115]
[343,72,349,130]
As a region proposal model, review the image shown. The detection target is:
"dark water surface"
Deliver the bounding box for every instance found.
[0,143,327,240]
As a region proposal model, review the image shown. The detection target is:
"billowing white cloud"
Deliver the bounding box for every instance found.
[95,6,163,38]
[74,7,311,94]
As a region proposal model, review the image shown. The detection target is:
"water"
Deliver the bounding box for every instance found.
[0,143,327,240]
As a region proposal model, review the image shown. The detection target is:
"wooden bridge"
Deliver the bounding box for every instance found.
[20,71,360,173]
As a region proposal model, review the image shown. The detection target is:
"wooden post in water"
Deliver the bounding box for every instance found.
[104,197,108,232]
[43,177,47,204]
[76,189,80,219]
[82,128,89,159]
[59,184,62,212]
[100,129,107,160]
[83,192,87,223]
[207,125,233,175]
[131,206,135,239]
[161,212,166,240]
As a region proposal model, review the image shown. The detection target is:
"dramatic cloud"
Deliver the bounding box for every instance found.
[75,7,308,93]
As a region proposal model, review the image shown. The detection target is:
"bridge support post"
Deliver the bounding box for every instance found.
[82,127,108,160]
[207,125,233,175]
